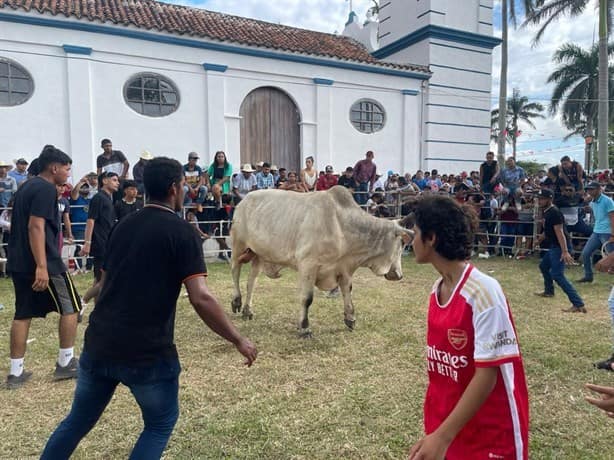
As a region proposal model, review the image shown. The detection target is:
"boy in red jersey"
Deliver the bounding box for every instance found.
[409,195,529,460]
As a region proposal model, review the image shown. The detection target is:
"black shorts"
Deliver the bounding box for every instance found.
[12,272,82,320]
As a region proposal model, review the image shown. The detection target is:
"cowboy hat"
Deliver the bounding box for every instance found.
[0,160,13,169]
[140,150,154,160]
[241,164,255,172]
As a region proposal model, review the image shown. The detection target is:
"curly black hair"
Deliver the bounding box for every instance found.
[414,195,477,261]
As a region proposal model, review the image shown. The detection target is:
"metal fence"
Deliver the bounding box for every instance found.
[0,189,605,274]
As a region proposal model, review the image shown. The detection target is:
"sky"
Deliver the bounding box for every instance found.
[168,0,599,167]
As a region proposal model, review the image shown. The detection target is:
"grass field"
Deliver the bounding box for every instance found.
[0,256,613,459]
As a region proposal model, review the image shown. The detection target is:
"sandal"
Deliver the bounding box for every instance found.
[594,356,614,372]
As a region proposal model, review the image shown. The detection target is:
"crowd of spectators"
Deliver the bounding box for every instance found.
[1,142,612,275]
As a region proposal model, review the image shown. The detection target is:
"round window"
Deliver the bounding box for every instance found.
[124,73,179,117]
[350,99,385,133]
[0,58,34,107]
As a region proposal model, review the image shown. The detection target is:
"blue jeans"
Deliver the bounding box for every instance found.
[354,182,369,206]
[608,287,614,351]
[183,185,208,205]
[499,223,517,254]
[539,246,584,307]
[41,351,181,460]
[581,232,612,279]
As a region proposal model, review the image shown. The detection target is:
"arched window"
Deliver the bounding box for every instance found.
[124,73,179,117]
[0,58,34,106]
[350,99,386,133]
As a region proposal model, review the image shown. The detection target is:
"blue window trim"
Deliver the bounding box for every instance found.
[427,103,490,113]
[430,41,491,56]
[429,83,491,94]
[372,24,501,59]
[202,63,228,72]
[401,89,419,96]
[425,139,489,146]
[62,44,92,55]
[424,157,484,163]
[426,121,491,129]
[416,10,445,20]
[313,78,334,85]
[430,63,491,75]
[0,11,431,81]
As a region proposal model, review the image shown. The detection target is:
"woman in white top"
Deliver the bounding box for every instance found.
[300,156,318,192]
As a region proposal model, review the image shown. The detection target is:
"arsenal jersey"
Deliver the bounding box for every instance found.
[424,264,529,460]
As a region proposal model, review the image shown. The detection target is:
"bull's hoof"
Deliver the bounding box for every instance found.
[242,310,254,320]
[344,319,355,331]
[231,297,242,313]
[298,330,313,339]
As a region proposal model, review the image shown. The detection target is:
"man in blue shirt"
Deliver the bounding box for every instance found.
[8,158,29,186]
[256,162,275,189]
[578,181,614,282]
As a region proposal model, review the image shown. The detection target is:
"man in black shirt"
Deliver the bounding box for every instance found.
[338,166,358,190]
[6,146,82,389]
[534,189,585,313]
[114,179,143,222]
[479,151,499,195]
[96,138,129,180]
[42,157,257,459]
[80,172,119,283]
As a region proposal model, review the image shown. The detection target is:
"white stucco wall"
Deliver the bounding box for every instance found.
[0,13,424,180]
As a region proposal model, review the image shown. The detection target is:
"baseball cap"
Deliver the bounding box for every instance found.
[86,171,98,177]
[537,189,553,198]
[325,165,334,173]
[188,152,199,160]
[585,181,601,190]
[15,158,28,165]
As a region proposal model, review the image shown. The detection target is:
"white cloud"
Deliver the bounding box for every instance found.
[171,0,374,34]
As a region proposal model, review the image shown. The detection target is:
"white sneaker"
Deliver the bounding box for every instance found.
[478,252,490,259]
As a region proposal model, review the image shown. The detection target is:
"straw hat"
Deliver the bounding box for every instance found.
[140,150,154,160]
[0,160,13,169]
[241,164,255,173]
[270,165,278,171]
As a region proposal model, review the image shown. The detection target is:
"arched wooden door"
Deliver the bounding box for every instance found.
[240,87,301,172]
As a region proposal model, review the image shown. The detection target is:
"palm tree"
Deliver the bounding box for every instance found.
[547,42,614,167]
[524,0,612,168]
[492,89,545,158]
[496,1,537,164]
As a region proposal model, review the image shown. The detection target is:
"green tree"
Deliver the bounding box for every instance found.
[516,160,547,175]
[546,42,614,168]
[496,1,537,165]
[525,0,612,168]
[492,88,545,158]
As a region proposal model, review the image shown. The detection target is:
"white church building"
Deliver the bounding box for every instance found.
[0,0,500,179]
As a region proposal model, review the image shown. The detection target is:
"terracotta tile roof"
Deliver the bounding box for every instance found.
[0,0,430,74]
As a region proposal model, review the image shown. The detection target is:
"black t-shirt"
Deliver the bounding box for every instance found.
[542,205,569,249]
[480,160,498,184]
[338,175,357,189]
[7,177,66,275]
[84,207,207,362]
[213,166,225,180]
[88,191,115,257]
[96,150,127,176]
[114,198,143,222]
